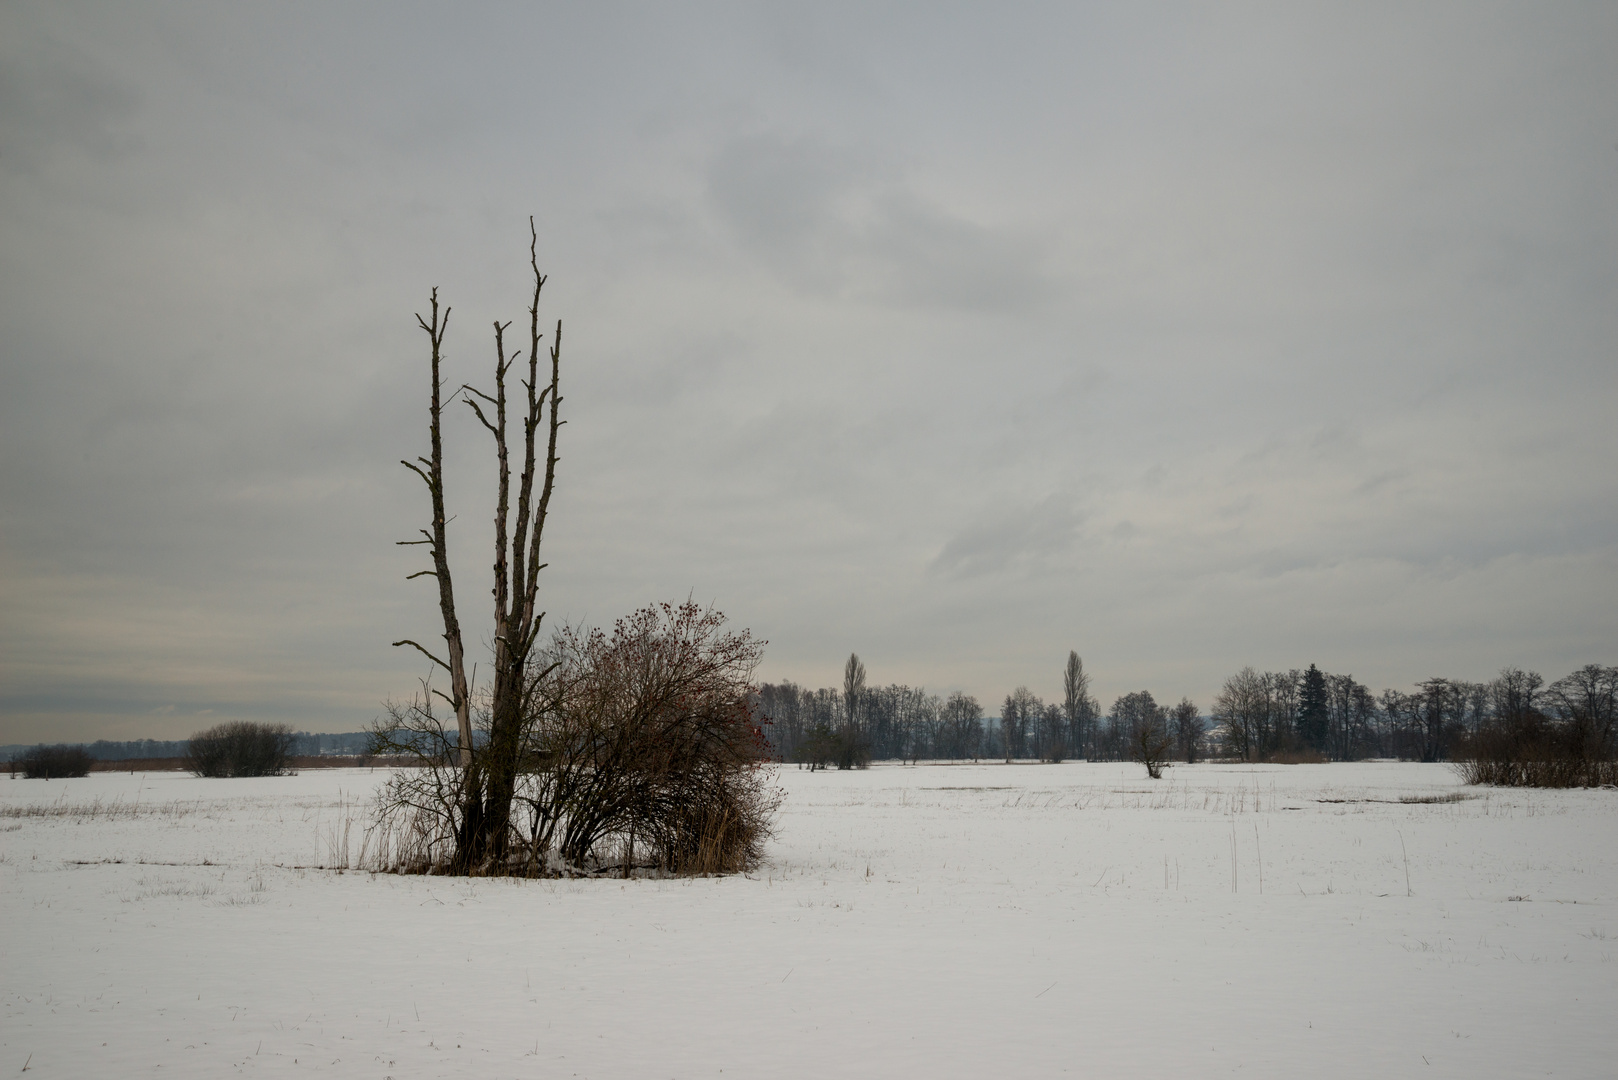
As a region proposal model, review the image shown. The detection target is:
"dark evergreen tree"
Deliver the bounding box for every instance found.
[1298,663,1329,750]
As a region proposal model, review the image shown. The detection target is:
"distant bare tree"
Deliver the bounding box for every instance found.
[1170,698,1202,763]
[1000,686,1040,761]
[1062,651,1097,760]
[757,681,806,762]
[843,653,866,735]
[837,653,870,769]
[1489,668,1544,726]
[939,692,983,760]
[907,689,940,762]
[1212,667,1291,762]
[1413,677,1464,762]
[1113,692,1171,779]
[1038,703,1066,762]
[1545,664,1618,762]
[887,684,931,764]
[1326,672,1378,760]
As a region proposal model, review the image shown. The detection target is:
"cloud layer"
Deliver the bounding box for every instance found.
[2,3,1615,740]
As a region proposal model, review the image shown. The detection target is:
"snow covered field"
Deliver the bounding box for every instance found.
[3,762,1615,1078]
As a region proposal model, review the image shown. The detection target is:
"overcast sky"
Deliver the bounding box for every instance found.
[2,3,1615,743]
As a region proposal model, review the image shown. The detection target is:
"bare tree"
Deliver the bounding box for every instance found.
[387,219,563,873]
[1170,698,1202,763]
[843,653,866,737]
[1545,664,1618,763]
[836,653,870,768]
[1488,667,1544,727]
[1114,691,1171,778]
[1212,667,1292,762]
[1326,672,1378,760]
[757,681,806,761]
[1038,703,1066,762]
[939,691,983,760]
[1000,686,1040,761]
[1062,651,1095,760]
[392,287,473,767]
[1413,677,1459,763]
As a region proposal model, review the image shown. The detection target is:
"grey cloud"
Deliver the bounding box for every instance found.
[930,495,1086,579]
[707,133,1055,310]
[0,18,142,175]
[2,4,1615,740]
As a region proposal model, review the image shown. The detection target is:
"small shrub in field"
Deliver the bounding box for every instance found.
[22,744,94,779]
[185,722,294,778]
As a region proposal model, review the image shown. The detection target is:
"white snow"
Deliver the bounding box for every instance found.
[4,762,1615,1078]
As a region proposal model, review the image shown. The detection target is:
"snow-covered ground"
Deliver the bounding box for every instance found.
[3,762,1615,1078]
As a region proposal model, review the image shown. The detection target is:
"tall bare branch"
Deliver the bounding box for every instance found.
[396,289,473,768]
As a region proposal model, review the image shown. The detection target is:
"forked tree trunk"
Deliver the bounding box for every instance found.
[460,219,562,868]
[398,221,562,873]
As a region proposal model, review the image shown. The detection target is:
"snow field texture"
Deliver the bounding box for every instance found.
[3,762,1615,1078]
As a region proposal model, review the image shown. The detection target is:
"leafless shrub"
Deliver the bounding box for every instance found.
[635,760,780,875]
[21,744,93,779]
[1453,753,1617,788]
[370,602,780,877]
[1265,749,1328,765]
[185,722,294,778]
[528,603,778,875]
[1452,703,1618,788]
[365,702,473,872]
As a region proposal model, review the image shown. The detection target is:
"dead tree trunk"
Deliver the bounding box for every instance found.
[460,219,563,868]
[394,290,484,869]
[396,220,563,873]
[394,288,475,763]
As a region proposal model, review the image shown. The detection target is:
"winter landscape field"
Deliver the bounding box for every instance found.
[3,762,1615,1079]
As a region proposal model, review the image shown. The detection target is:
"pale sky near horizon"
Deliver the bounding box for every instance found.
[2,3,1615,743]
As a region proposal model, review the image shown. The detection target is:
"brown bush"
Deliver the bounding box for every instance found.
[371,602,781,876]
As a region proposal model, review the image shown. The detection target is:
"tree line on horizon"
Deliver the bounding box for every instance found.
[756,654,1616,778]
[1,731,378,764]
